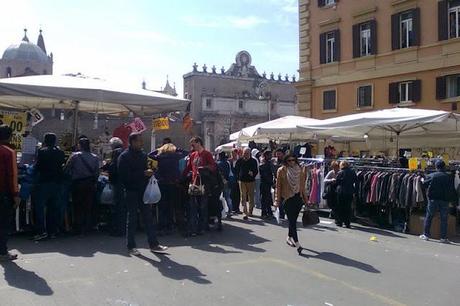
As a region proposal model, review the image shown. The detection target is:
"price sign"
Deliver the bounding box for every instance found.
[152,117,170,131]
[28,108,44,126]
[0,111,27,151]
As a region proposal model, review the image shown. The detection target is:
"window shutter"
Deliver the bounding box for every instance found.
[436,76,447,100]
[412,80,421,102]
[389,82,399,104]
[438,0,448,41]
[391,13,400,50]
[318,0,325,7]
[370,19,377,55]
[334,29,341,62]
[413,8,421,46]
[320,33,326,64]
[352,24,361,58]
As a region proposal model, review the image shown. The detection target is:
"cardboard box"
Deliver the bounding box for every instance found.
[410,213,457,239]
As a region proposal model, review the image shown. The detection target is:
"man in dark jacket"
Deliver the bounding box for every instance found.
[259,150,274,219]
[217,152,233,218]
[420,160,456,243]
[102,137,125,236]
[118,133,168,256]
[33,133,65,241]
[235,148,258,220]
[335,161,357,228]
[229,149,241,214]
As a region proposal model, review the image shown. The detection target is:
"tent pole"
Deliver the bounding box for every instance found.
[151,130,156,151]
[72,100,80,145]
[396,132,400,157]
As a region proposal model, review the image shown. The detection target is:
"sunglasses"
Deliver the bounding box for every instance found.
[287,159,296,162]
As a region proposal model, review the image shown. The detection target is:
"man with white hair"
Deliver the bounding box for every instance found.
[235,148,258,220]
[103,137,125,236]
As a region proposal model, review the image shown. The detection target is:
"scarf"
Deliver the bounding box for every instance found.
[286,164,301,194]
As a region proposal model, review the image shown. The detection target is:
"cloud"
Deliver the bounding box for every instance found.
[182,15,268,29]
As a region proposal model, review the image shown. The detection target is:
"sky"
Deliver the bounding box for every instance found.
[0,0,299,98]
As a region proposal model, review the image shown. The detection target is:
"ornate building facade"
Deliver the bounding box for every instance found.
[297,0,460,119]
[0,29,53,78]
[183,51,297,150]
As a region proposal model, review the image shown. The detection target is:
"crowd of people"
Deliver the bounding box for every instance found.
[0,123,455,261]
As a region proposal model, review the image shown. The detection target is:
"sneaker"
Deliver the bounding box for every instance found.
[0,252,18,262]
[128,248,141,256]
[286,237,295,247]
[243,216,249,221]
[419,234,429,241]
[33,233,48,241]
[151,245,169,254]
[440,239,451,244]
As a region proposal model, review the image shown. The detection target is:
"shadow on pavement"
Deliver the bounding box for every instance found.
[1,262,53,296]
[301,249,381,274]
[137,254,211,285]
[350,225,407,239]
[167,223,269,253]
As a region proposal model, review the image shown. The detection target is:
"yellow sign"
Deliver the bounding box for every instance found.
[408,158,418,171]
[0,111,27,134]
[0,111,27,151]
[152,117,170,131]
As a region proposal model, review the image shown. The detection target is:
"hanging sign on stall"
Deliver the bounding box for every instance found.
[152,117,170,131]
[28,108,44,127]
[128,117,147,133]
[0,111,27,151]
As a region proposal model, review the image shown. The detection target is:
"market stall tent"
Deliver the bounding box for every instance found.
[297,108,460,151]
[230,115,321,143]
[0,75,190,115]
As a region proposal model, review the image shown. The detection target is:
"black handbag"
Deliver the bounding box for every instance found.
[302,209,320,227]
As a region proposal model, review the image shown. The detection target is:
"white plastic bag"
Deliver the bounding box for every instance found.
[100,184,114,205]
[143,176,161,204]
[274,207,281,224]
[220,193,228,218]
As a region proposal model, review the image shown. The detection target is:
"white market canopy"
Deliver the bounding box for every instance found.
[0,75,190,115]
[297,108,460,139]
[214,141,248,153]
[230,115,321,142]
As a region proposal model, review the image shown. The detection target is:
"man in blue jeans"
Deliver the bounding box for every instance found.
[118,133,168,256]
[420,160,456,243]
[33,133,65,241]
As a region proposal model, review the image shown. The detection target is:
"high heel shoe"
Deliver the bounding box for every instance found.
[297,246,303,255]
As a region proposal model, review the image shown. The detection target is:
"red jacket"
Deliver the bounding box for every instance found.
[0,144,19,196]
[184,150,216,183]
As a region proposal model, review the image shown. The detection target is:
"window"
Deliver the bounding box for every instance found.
[323,90,336,111]
[389,80,421,104]
[326,32,335,63]
[318,0,335,7]
[447,74,460,98]
[360,23,372,57]
[449,0,460,38]
[357,85,373,108]
[320,30,340,64]
[238,100,244,110]
[205,98,212,109]
[400,12,414,49]
[353,20,376,58]
[392,9,420,50]
[399,82,411,103]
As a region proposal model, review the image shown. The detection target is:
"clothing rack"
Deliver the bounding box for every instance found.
[351,165,411,172]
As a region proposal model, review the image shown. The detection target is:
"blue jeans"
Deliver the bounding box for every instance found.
[125,190,159,249]
[187,195,208,234]
[223,186,232,213]
[423,199,449,239]
[158,183,177,231]
[35,182,61,235]
[254,178,261,208]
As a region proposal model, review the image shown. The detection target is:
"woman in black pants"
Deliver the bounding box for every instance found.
[275,154,307,255]
[335,161,357,228]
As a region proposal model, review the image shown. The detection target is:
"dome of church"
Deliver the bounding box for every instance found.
[2,41,49,64]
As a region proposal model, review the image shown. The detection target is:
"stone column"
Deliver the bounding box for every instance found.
[296,0,313,118]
